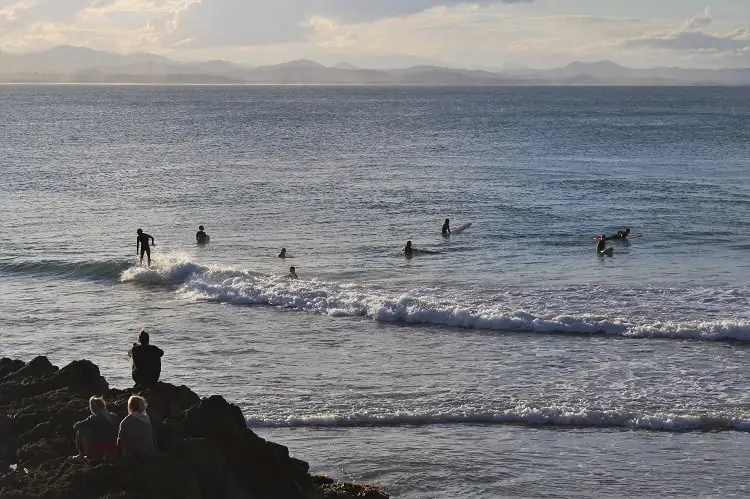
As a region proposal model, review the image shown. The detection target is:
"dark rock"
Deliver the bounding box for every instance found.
[0,358,390,499]
[2,356,57,382]
[312,476,390,499]
[0,359,25,380]
[0,413,19,472]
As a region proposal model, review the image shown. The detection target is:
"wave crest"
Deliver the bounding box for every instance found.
[246,405,750,433]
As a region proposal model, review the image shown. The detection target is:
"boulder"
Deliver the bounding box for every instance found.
[0,358,390,499]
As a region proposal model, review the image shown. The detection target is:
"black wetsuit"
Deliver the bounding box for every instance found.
[597,239,606,252]
[196,231,208,245]
[129,343,164,389]
[137,233,154,261]
[404,246,413,257]
[442,222,450,236]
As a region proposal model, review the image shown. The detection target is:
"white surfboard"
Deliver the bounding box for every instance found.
[452,222,472,234]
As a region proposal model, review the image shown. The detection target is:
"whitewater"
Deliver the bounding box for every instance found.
[3,85,750,498]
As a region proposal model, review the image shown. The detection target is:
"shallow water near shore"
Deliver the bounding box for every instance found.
[2,85,750,497]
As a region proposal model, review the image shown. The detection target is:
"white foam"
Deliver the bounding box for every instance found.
[245,405,750,433]
[119,257,750,342]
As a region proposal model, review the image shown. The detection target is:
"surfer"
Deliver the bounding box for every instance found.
[615,228,631,239]
[196,225,209,245]
[598,228,630,240]
[278,248,287,258]
[136,229,155,266]
[288,266,298,280]
[404,240,413,258]
[597,235,607,253]
[442,218,451,237]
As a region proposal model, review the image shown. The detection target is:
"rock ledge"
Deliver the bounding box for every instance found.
[0,357,389,499]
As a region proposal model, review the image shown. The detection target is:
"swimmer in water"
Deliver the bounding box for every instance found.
[597,235,607,253]
[196,225,209,245]
[442,218,451,237]
[136,229,155,266]
[288,266,298,280]
[404,240,413,258]
[278,248,287,258]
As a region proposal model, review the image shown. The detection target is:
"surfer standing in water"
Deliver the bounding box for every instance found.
[596,235,607,253]
[288,266,298,280]
[136,229,155,266]
[278,248,287,258]
[442,218,451,237]
[404,240,413,258]
[196,225,209,245]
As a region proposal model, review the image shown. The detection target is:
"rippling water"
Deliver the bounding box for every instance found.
[2,85,750,497]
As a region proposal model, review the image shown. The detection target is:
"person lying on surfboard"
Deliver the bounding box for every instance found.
[404,240,438,257]
[442,218,451,237]
[596,228,631,240]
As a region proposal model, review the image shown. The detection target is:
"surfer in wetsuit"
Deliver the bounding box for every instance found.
[288,266,298,280]
[442,219,451,237]
[196,225,209,245]
[404,240,413,258]
[597,235,607,253]
[615,228,631,239]
[599,228,630,240]
[278,248,287,258]
[136,229,155,266]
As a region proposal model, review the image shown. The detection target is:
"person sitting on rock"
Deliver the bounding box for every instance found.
[128,329,164,389]
[117,395,158,457]
[70,396,119,462]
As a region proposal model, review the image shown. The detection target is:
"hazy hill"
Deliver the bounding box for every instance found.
[1,46,749,85]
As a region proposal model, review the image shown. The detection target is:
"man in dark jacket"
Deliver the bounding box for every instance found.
[128,329,164,389]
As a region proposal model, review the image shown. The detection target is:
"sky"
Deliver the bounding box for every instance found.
[0,0,749,69]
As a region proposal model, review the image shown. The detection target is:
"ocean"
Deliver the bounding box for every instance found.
[2,84,750,498]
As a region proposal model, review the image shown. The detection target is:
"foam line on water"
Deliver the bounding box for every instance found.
[246,405,750,433]
[114,256,750,342]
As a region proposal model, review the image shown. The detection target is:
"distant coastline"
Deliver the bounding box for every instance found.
[1,45,749,86]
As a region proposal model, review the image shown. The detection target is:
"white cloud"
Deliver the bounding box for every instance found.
[622,8,750,57]
[0,1,748,68]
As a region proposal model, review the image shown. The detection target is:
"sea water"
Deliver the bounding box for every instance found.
[2,85,750,497]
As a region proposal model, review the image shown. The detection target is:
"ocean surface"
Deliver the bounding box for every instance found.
[2,85,750,498]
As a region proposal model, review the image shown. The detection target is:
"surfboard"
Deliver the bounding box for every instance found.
[452,223,472,234]
[594,234,642,240]
[598,247,614,257]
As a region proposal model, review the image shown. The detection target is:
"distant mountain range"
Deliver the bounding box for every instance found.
[1,45,749,86]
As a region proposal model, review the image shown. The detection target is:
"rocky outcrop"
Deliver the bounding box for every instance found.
[0,357,389,499]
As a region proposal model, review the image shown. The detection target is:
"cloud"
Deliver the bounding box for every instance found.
[170,0,537,48]
[0,1,748,69]
[623,8,750,55]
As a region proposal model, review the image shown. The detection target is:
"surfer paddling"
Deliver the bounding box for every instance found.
[442,218,451,237]
[404,240,438,257]
[136,229,155,266]
[596,228,631,240]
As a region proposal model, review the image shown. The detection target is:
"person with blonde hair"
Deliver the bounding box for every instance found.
[117,395,158,457]
[70,396,119,461]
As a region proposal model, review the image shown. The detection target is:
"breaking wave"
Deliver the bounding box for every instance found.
[246,404,750,433]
